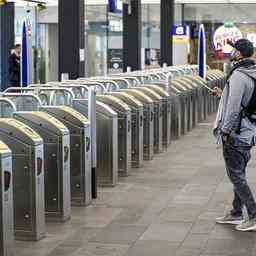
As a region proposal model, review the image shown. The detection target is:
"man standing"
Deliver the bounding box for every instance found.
[8,44,21,86]
[213,39,256,232]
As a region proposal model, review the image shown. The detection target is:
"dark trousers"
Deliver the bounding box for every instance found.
[223,141,256,219]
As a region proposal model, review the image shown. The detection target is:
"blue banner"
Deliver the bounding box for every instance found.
[198,24,206,79]
[21,22,28,87]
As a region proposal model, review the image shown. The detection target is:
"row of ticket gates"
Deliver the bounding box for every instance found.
[0,65,226,255]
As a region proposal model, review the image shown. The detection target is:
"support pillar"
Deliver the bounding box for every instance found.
[123,0,142,72]
[58,0,85,80]
[160,0,174,66]
[0,3,14,91]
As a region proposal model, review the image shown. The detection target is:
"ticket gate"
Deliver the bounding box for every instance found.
[4,91,93,206]
[113,76,141,87]
[97,95,132,177]
[73,99,118,187]
[177,78,199,128]
[132,87,163,154]
[0,141,14,256]
[90,77,130,89]
[108,92,144,168]
[186,75,210,121]
[122,89,154,161]
[148,82,182,140]
[171,81,190,135]
[143,85,172,148]
[173,79,194,132]
[13,112,71,222]
[182,76,207,123]
[40,106,92,206]
[0,119,45,241]
[87,79,120,92]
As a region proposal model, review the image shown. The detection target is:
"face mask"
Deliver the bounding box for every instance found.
[230,48,242,62]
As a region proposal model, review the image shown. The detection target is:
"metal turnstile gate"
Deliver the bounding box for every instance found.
[40,106,92,206]
[73,99,118,187]
[0,141,14,256]
[131,87,163,154]
[0,119,45,241]
[143,85,172,148]
[97,95,132,177]
[109,92,144,168]
[171,81,189,135]
[14,112,71,222]
[122,89,154,161]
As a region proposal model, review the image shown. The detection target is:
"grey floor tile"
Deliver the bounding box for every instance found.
[89,224,147,245]
[125,240,180,256]
[71,206,123,228]
[190,220,216,234]
[59,228,102,247]
[203,238,254,255]
[181,234,208,249]
[73,243,130,256]
[175,248,202,256]
[47,245,82,256]
[158,206,202,223]
[139,222,193,243]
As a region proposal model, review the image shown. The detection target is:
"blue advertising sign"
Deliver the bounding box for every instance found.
[171,26,189,36]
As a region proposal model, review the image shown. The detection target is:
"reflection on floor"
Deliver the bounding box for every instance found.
[14,115,256,256]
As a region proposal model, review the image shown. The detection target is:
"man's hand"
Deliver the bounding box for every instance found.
[211,87,222,97]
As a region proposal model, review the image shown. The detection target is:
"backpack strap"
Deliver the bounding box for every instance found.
[235,71,256,134]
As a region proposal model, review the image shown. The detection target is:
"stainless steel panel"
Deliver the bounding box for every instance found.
[143,85,172,148]
[149,83,182,140]
[108,92,144,168]
[13,112,71,222]
[171,81,189,135]
[177,78,198,128]
[131,87,163,154]
[40,106,92,206]
[122,89,154,161]
[73,99,118,187]
[96,95,131,177]
[0,119,45,241]
[174,80,193,132]
[0,142,14,256]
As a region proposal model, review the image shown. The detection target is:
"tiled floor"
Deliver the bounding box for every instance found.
[14,115,256,256]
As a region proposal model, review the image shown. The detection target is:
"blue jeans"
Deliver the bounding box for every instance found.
[223,138,256,219]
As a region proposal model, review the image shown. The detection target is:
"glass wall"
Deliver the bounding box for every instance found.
[85,5,108,77]
[142,4,160,69]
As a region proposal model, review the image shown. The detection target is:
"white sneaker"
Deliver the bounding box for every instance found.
[236,217,256,232]
[216,213,243,225]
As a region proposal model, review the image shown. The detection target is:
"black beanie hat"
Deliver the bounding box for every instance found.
[229,39,254,58]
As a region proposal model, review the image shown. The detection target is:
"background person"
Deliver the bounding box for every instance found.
[8,44,21,86]
[213,39,256,232]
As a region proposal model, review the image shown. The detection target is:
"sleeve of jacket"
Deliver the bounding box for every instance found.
[221,71,246,134]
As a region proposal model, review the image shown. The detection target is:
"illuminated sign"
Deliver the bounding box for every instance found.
[172,26,190,44]
[109,0,122,13]
[213,23,243,55]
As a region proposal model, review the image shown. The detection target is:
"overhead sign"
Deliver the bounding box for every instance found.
[213,23,243,55]
[172,26,190,44]
[109,0,122,13]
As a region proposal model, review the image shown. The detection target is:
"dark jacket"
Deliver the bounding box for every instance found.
[8,53,20,86]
